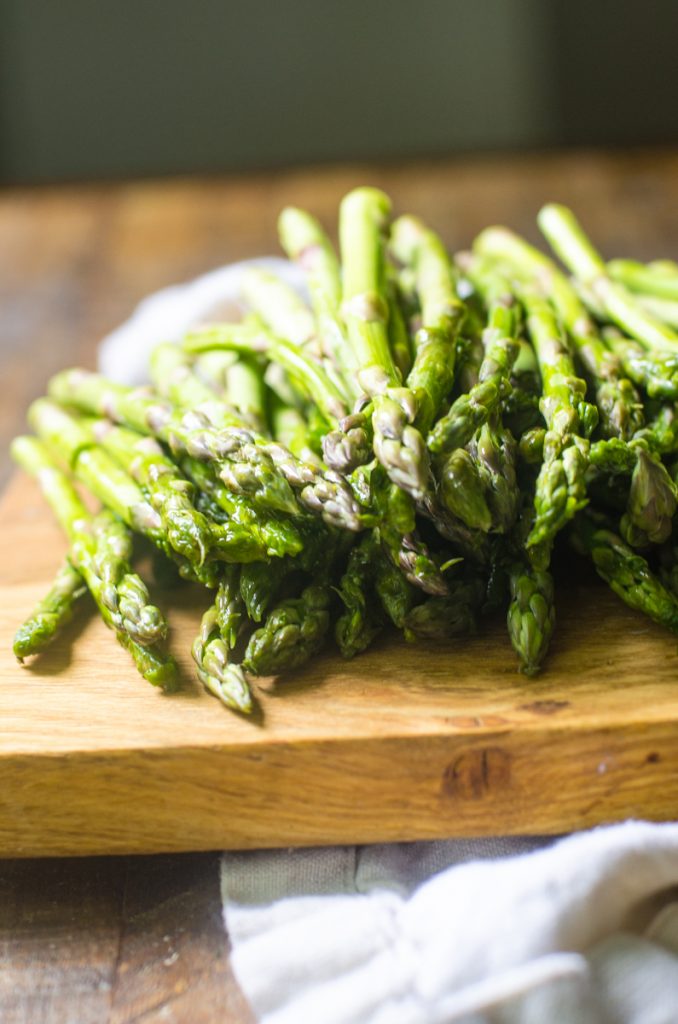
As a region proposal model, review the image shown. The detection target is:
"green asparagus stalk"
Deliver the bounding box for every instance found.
[507,563,555,675]
[608,258,678,302]
[91,419,212,567]
[538,204,678,353]
[428,286,519,456]
[373,546,417,627]
[50,368,367,530]
[180,455,305,559]
[29,399,222,585]
[192,603,253,713]
[387,276,414,380]
[48,368,300,518]
[277,208,363,394]
[243,583,331,676]
[402,578,483,642]
[602,332,678,401]
[339,187,431,500]
[620,445,677,547]
[520,288,597,568]
[335,534,383,658]
[172,338,372,531]
[240,270,349,421]
[13,559,87,660]
[239,559,288,623]
[11,436,176,687]
[572,514,678,634]
[390,214,466,435]
[473,226,644,440]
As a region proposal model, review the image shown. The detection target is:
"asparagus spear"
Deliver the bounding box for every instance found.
[278,206,372,470]
[339,187,431,500]
[13,560,87,660]
[620,445,677,547]
[192,603,253,713]
[390,214,466,435]
[243,584,331,676]
[520,288,597,569]
[608,258,678,303]
[181,455,305,559]
[428,288,519,456]
[387,275,414,380]
[48,369,300,518]
[239,559,288,623]
[29,399,223,585]
[11,436,176,687]
[91,419,212,567]
[602,332,678,401]
[50,368,367,531]
[507,563,555,675]
[240,271,349,422]
[473,226,644,441]
[170,337,371,531]
[335,534,383,657]
[538,204,678,353]
[278,206,360,387]
[572,514,678,634]
[402,578,482,642]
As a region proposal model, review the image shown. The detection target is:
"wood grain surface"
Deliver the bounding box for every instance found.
[2,150,678,1021]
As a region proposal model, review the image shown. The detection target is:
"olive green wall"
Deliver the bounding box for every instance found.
[0,1,676,183]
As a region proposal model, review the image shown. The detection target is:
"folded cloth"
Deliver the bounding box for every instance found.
[221,822,678,1024]
[99,265,678,1024]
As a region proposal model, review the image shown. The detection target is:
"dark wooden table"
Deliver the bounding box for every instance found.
[2,149,678,1022]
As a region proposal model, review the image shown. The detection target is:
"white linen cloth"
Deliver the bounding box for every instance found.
[220,824,678,1024]
[100,264,678,1024]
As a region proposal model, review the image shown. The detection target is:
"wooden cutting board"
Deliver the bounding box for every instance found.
[1,473,677,858]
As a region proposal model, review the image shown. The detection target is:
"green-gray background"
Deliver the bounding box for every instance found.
[1,0,676,183]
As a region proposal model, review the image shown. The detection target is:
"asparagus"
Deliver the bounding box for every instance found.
[11,436,176,688]
[620,445,677,547]
[91,419,212,567]
[390,214,466,435]
[239,559,288,623]
[335,534,383,658]
[507,564,555,675]
[373,546,417,628]
[179,455,305,559]
[608,258,678,303]
[402,579,482,642]
[439,448,493,532]
[13,560,87,660]
[192,603,253,713]
[387,276,414,380]
[15,190,678,704]
[240,271,349,422]
[243,584,331,676]
[572,514,678,634]
[428,289,519,456]
[50,367,368,531]
[473,226,644,441]
[49,369,299,518]
[277,209,362,396]
[173,335,371,531]
[520,288,597,568]
[602,332,678,401]
[538,204,678,353]
[29,399,225,585]
[339,188,431,500]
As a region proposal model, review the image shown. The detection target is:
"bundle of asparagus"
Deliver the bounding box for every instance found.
[12,189,678,715]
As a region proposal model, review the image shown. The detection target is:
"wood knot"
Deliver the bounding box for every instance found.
[519,700,570,716]
[441,747,511,801]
